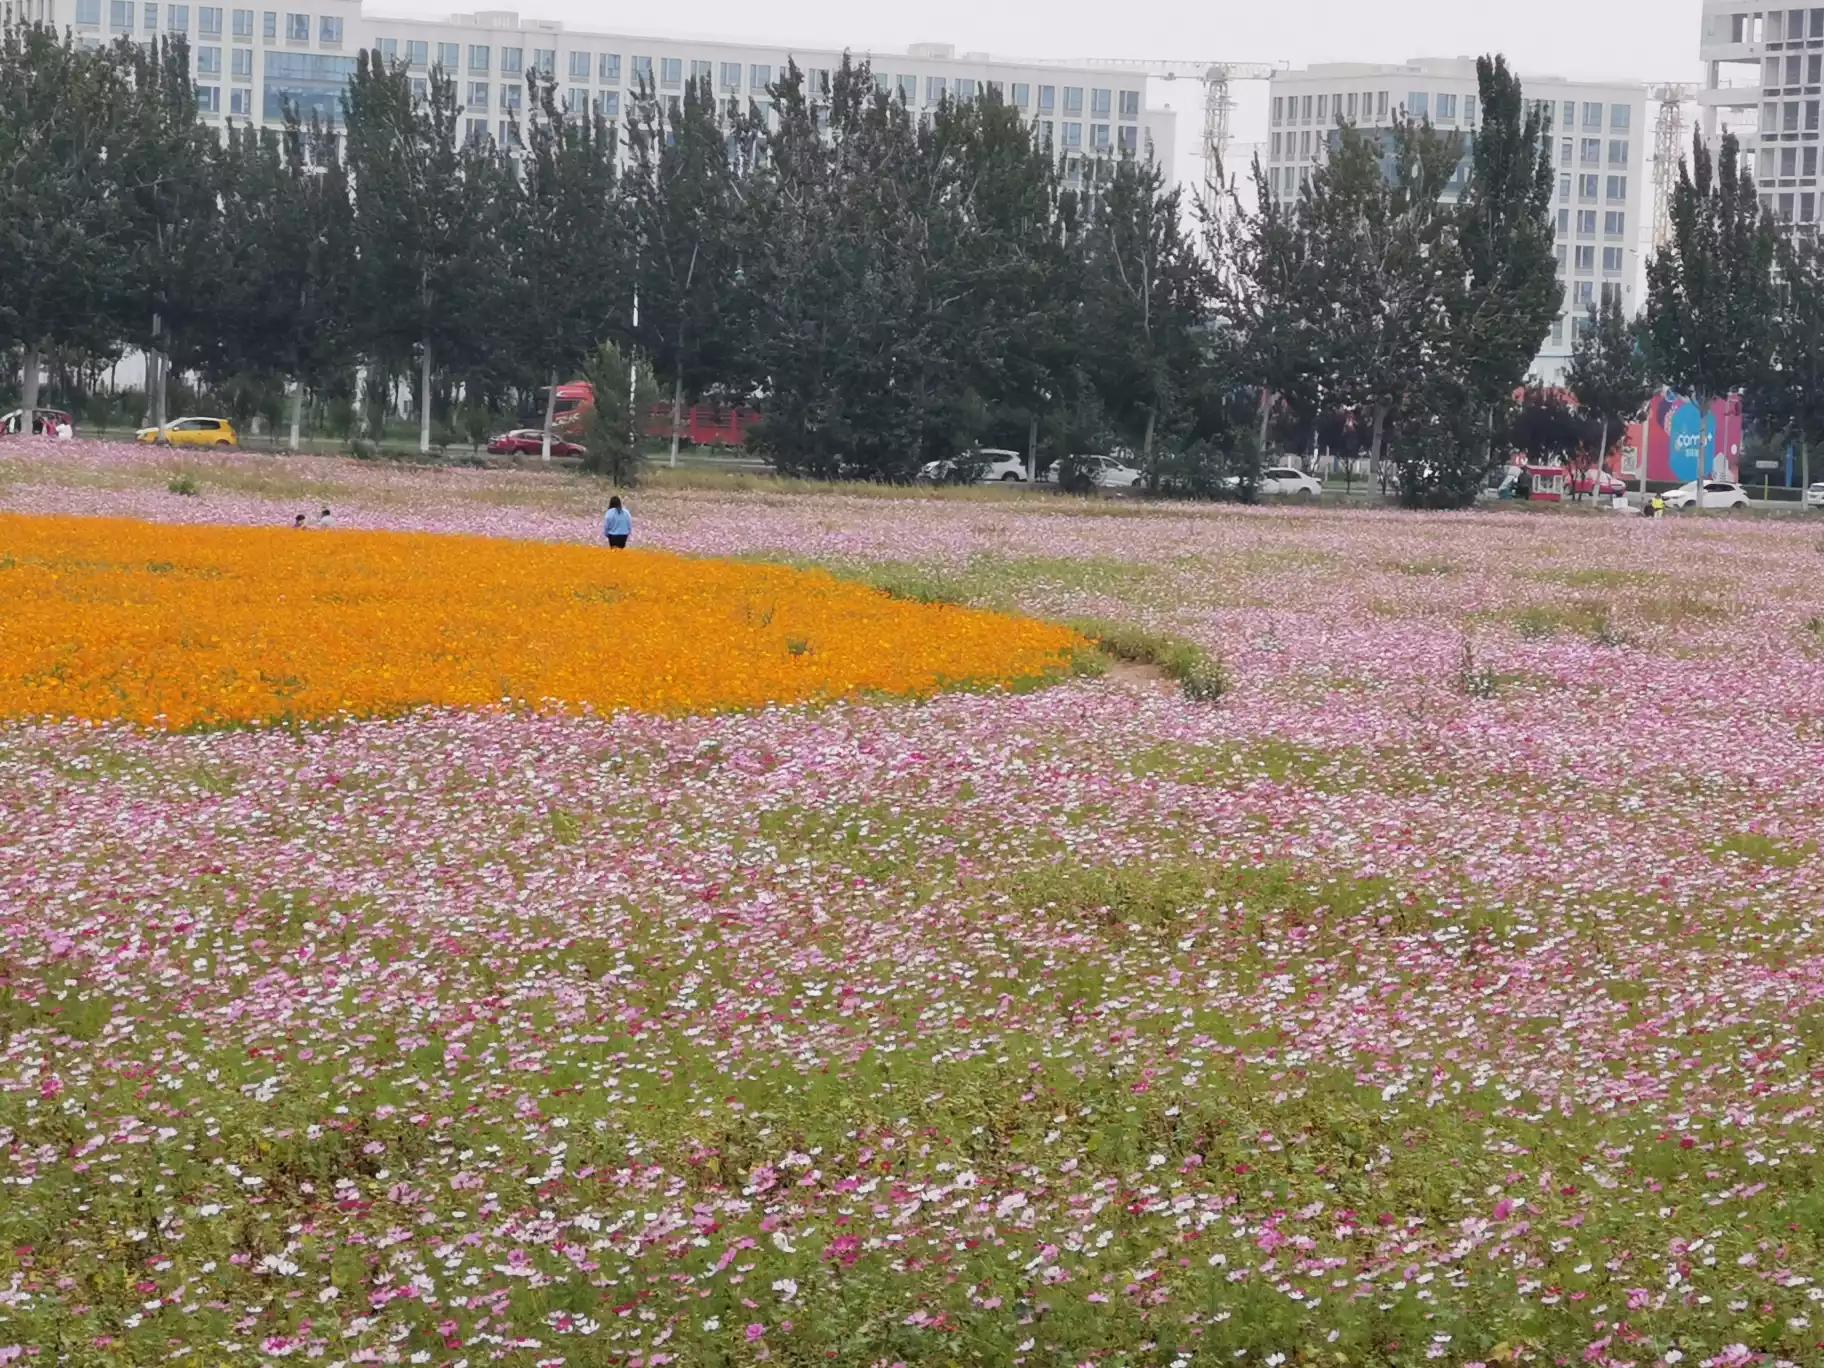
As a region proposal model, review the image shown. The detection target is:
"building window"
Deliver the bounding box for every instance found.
[1407,90,1430,119]
[166,3,187,30]
[659,56,681,87]
[1064,86,1083,115]
[1119,124,1138,155]
[1577,209,1597,233]
[378,37,395,62]
[1037,119,1053,149]
[468,45,488,73]
[567,50,589,81]
[1575,244,1596,271]
[1560,136,1572,166]
[261,9,273,38]
[1784,146,1800,177]
[1301,130,1311,156]
[1064,121,1082,149]
[1609,139,1628,165]
[1271,132,1281,158]
[1806,146,1820,177]
[1610,103,1630,130]
[109,0,132,27]
[1550,316,1564,346]
[197,84,219,112]
[1013,83,1030,107]
[404,40,426,67]
[229,86,251,115]
[1091,87,1111,117]
[410,76,426,101]
[316,14,337,44]
[1092,123,1110,150]
[896,72,915,103]
[1603,246,1624,271]
[1437,92,1458,120]
[630,54,651,86]
[231,46,250,77]
[197,3,219,34]
[1316,93,1327,121]
[500,47,520,76]
[1119,89,1138,120]
[1272,95,1283,124]
[956,77,976,100]
[1301,93,1313,120]
[1804,192,1817,222]
[144,2,159,28]
[533,48,554,76]
[499,83,520,112]
[565,87,586,113]
[466,81,486,109]
[1554,243,1567,271]
[229,5,248,35]
[1038,85,1055,113]
[750,63,770,89]
[76,0,101,23]
[594,53,617,83]
[196,44,220,73]
[1607,174,1627,200]
[1558,172,1571,201]
[1557,207,1570,234]
[1345,91,1358,119]
[598,91,619,118]
[1582,101,1602,128]
[1579,172,1599,198]
[283,11,303,41]
[1604,210,1626,235]
[1375,90,1388,118]
[690,58,711,85]
[1573,280,1595,305]
[1581,137,1601,163]
[926,75,947,104]
[718,61,739,90]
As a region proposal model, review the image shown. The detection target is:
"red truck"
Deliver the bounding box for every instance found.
[548,382,760,448]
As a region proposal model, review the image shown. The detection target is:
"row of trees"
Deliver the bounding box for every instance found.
[5,20,1818,502]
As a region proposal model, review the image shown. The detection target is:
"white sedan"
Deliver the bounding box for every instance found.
[1041,453,1145,489]
[917,448,1028,484]
[1805,482,1824,509]
[1259,465,1325,499]
[1662,480,1752,511]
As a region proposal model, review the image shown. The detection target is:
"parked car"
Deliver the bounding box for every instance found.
[1805,481,1824,509]
[918,448,1028,484]
[1259,466,1325,499]
[1040,453,1145,489]
[1,408,74,436]
[135,416,238,448]
[1572,468,1627,497]
[1662,480,1751,511]
[487,429,587,458]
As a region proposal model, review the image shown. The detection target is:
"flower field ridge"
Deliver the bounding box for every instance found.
[0,512,1085,728]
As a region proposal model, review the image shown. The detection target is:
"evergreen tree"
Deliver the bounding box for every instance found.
[0,24,130,427]
[512,73,623,459]
[624,75,756,466]
[1758,229,1824,500]
[1645,130,1777,500]
[1563,294,1652,494]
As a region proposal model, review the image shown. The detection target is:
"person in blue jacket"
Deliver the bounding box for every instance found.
[603,496,632,548]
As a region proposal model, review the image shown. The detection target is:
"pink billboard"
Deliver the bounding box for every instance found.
[1620,391,1743,486]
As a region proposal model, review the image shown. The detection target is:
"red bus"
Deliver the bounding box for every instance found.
[547,382,761,449]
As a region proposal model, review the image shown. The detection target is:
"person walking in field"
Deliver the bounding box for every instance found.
[603,496,632,549]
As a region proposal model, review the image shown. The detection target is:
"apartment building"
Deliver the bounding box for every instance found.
[1700,2,1824,229]
[39,0,1175,182]
[1263,58,1648,384]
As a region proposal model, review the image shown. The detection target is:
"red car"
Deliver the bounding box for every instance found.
[486,428,587,457]
[1571,468,1627,497]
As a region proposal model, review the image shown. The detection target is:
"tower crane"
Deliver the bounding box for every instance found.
[1029,57,1286,163]
[1649,83,1694,249]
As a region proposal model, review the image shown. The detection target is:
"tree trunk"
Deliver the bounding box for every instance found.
[1369,403,1388,484]
[1256,390,1271,458]
[151,312,169,442]
[20,341,41,432]
[418,343,432,456]
[668,372,683,469]
[1802,435,1811,511]
[1142,405,1157,469]
[288,379,303,452]
[1027,412,1038,483]
[541,369,558,461]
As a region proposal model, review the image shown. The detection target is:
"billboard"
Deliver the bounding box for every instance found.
[1621,391,1743,485]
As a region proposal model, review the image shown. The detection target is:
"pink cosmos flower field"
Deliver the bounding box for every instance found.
[4,440,1824,1368]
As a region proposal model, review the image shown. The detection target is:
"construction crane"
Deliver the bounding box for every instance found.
[1650,83,1694,249]
[1030,58,1286,164]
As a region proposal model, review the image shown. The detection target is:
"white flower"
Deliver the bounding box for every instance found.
[770,1230,796,1254]
[772,1277,798,1303]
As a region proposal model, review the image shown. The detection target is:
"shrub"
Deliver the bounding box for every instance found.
[166,473,200,497]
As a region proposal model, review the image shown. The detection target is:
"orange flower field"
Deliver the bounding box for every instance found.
[0,513,1085,728]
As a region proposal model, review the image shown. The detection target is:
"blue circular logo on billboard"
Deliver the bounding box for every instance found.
[1666,399,1707,483]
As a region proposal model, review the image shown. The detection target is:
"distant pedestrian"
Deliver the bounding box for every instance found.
[293,513,307,529]
[55,418,72,441]
[317,507,333,528]
[603,496,631,549]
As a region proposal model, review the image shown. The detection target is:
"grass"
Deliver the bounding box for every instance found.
[1066,616,1230,701]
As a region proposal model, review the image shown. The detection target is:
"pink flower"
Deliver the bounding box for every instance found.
[744,1323,765,1342]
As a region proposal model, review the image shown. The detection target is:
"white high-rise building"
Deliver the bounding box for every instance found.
[1261,58,1648,384]
[38,0,1175,183]
[1699,2,1824,229]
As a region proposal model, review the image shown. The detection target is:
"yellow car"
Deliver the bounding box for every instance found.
[135,416,239,448]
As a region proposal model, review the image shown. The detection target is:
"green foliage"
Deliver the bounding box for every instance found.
[166,471,200,496]
[577,340,658,484]
[1565,294,1653,478]
[1067,617,1230,702]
